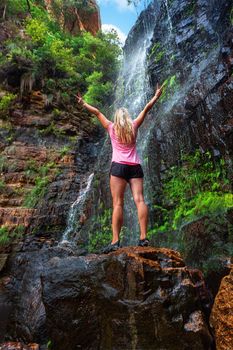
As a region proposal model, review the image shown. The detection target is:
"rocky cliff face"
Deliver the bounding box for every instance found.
[44,0,101,36]
[126,0,233,202]
[0,88,101,250]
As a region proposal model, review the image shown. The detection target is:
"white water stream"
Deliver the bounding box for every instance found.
[61,172,94,242]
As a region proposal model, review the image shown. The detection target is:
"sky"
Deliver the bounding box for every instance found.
[97,0,145,44]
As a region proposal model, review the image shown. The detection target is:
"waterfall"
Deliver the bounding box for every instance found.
[61,172,94,242]
[164,0,173,33]
[115,27,155,244]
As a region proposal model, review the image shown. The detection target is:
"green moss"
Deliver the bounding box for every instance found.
[39,122,66,137]
[23,176,50,208]
[0,93,16,118]
[159,74,180,103]
[88,209,112,253]
[0,156,8,173]
[148,43,160,59]
[0,226,10,246]
[184,1,196,17]
[11,224,25,239]
[0,179,6,193]
[149,150,232,237]
[59,145,72,157]
[230,6,233,25]
[0,224,25,247]
[148,42,165,64]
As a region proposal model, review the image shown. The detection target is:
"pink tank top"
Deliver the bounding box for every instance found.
[107,120,141,165]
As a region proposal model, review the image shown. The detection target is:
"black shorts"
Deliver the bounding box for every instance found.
[110,162,144,182]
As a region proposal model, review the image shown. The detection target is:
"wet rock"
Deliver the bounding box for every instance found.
[11,112,51,127]
[178,210,233,296]
[42,247,213,350]
[210,268,233,350]
[0,243,77,343]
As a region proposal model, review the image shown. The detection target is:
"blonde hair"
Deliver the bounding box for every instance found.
[114,108,135,144]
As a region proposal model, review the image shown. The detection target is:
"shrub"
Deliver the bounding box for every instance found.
[84,71,113,108]
[0,156,7,173]
[0,93,16,117]
[59,145,72,157]
[88,209,112,252]
[0,226,10,246]
[25,18,48,44]
[11,224,25,239]
[23,176,50,208]
[1,0,121,111]
[0,179,6,193]
[39,122,65,137]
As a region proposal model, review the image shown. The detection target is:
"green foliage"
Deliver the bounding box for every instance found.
[230,6,233,25]
[148,42,165,63]
[39,162,56,177]
[148,150,233,237]
[0,156,8,172]
[59,145,72,157]
[159,74,179,103]
[0,93,16,118]
[47,340,52,350]
[25,159,56,181]
[25,18,48,44]
[1,2,121,110]
[4,0,30,17]
[88,209,112,252]
[39,122,65,137]
[23,176,50,208]
[0,179,6,193]
[11,224,25,239]
[0,226,10,246]
[84,71,113,108]
[0,224,25,246]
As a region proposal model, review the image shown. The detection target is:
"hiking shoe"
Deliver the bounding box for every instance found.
[101,241,120,254]
[138,238,150,247]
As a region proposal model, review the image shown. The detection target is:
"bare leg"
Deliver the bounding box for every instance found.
[129,178,148,240]
[110,175,127,244]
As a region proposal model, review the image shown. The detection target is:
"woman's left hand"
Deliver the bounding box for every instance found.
[154,82,165,98]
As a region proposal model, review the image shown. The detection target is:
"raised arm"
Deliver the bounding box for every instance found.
[134,83,164,128]
[76,93,110,129]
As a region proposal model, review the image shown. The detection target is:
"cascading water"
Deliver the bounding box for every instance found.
[164,0,173,32]
[115,30,154,244]
[61,172,94,242]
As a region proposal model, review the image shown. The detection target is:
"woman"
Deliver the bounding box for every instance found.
[76,83,164,253]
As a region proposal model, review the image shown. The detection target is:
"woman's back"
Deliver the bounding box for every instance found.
[107,120,141,165]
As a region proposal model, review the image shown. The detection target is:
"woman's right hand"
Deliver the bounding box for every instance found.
[76,92,84,105]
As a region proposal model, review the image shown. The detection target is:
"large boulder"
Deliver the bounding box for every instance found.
[42,247,213,350]
[210,268,233,350]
